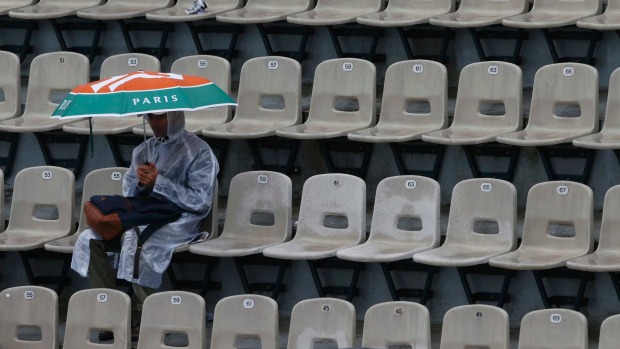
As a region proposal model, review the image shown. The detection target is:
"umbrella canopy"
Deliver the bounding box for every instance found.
[51,70,236,118]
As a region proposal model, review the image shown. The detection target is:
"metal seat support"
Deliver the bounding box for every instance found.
[456,265,516,307]
[536,144,596,184]
[19,249,72,294]
[462,143,521,182]
[468,26,528,64]
[0,17,38,61]
[531,268,593,310]
[540,28,601,65]
[34,131,89,178]
[396,25,454,63]
[186,19,243,61]
[256,22,313,62]
[389,141,445,180]
[307,257,365,302]
[166,251,221,298]
[326,24,385,62]
[233,255,290,300]
[318,138,374,179]
[246,137,300,176]
[380,260,438,305]
[49,17,105,62]
[117,18,174,60]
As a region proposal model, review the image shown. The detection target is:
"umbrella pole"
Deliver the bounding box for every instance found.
[88,118,94,158]
[142,115,149,162]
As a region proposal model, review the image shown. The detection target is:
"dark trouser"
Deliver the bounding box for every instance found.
[88,236,156,311]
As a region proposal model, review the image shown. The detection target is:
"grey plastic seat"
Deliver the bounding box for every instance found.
[147,0,243,22]
[0,51,89,132]
[63,289,131,349]
[517,309,587,349]
[287,0,383,26]
[9,0,103,19]
[502,0,602,28]
[362,301,430,349]
[276,58,376,139]
[430,0,527,28]
[577,0,620,30]
[598,314,620,349]
[0,50,21,121]
[202,56,301,139]
[421,61,522,145]
[44,167,127,253]
[0,166,75,251]
[63,53,160,135]
[210,294,279,349]
[286,298,356,349]
[497,63,598,147]
[440,304,509,349]
[348,60,448,143]
[77,0,173,20]
[0,0,36,15]
[490,181,593,270]
[357,0,453,27]
[137,291,205,349]
[0,285,58,349]
[217,0,313,24]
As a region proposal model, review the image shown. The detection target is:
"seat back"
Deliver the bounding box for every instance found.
[210,294,278,349]
[313,0,383,12]
[23,52,89,120]
[517,309,587,349]
[295,173,366,245]
[245,0,314,11]
[598,314,620,349]
[306,58,376,129]
[100,53,160,79]
[0,170,5,232]
[76,167,127,233]
[0,50,20,120]
[599,67,620,132]
[233,56,301,127]
[444,178,517,251]
[597,185,620,253]
[171,55,232,127]
[455,0,528,14]
[451,61,522,134]
[362,301,430,348]
[367,175,440,248]
[378,60,447,130]
[526,63,598,134]
[0,286,58,349]
[440,304,509,349]
[8,166,75,236]
[384,0,454,13]
[287,298,355,349]
[530,0,602,15]
[137,291,205,349]
[63,289,131,349]
[221,171,291,242]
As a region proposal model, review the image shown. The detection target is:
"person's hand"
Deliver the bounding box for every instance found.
[136,162,158,189]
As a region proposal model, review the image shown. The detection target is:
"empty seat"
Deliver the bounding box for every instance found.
[137,291,206,349]
[286,298,356,349]
[0,50,21,121]
[210,294,279,349]
[288,0,382,25]
[362,301,430,348]
[503,0,601,28]
[9,0,103,19]
[0,285,58,349]
[577,0,620,30]
[77,0,173,20]
[146,0,243,22]
[430,0,527,27]
[0,0,35,15]
[517,309,587,349]
[440,304,509,349]
[598,314,620,349]
[357,0,454,27]
[63,289,131,349]
[217,0,313,23]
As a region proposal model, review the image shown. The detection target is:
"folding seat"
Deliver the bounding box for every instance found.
[440,304,509,349]
[517,309,587,349]
[202,56,301,175]
[210,294,278,349]
[496,63,599,183]
[189,171,291,299]
[0,50,21,121]
[136,291,206,349]
[286,298,356,349]
[502,0,603,65]
[429,0,528,63]
[598,314,620,349]
[357,0,455,62]
[63,289,131,349]
[422,61,523,181]
[337,176,440,304]
[216,0,314,62]
[362,301,430,348]
[263,173,366,301]
[577,0,620,30]
[0,285,58,349]
[348,60,448,178]
[489,181,594,309]
[276,58,376,178]
[287,0,385,61]
[413,178,517,307]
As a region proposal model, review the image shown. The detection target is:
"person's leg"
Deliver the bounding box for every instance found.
[132,283,157,311]
[88,236,123,289]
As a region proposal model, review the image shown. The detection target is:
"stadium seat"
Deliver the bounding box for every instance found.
[0,0,34,15]
[348,60,448,178]
[276,58,376,177]
[440,304,509,349]
[9,0,103,19]
[496,63,599,183]
[413,178,517,306]
[598,314,620,349]
[202,56,301,174]
[286,298,355,349]
[517,309,587,349]
[489,181,594,309]
[336,176,440,303]
[577,0,620,30]
[263,174,366,301]
[147,0,242,22]
[210,294,278,349]
[0,50,21,121]
[422,61,523,180]
[189,171,292,299]
[0,286,58,349]
[362,301,431,348]
[63,289,131,349]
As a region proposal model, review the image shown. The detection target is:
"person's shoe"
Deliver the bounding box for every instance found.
[206,311,214,322]
[185,0,207,14]
[98,330,114,341]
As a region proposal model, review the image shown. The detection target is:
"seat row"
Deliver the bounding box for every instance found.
[2,285,618,349]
